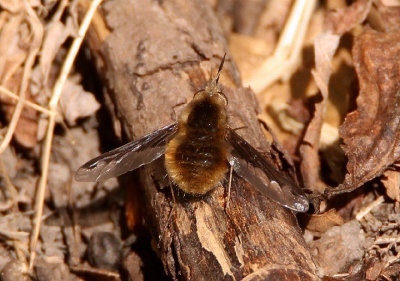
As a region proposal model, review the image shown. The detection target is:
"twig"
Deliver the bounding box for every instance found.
[0,229,30,240]
[332,272,350,278]
[374,237,400,245]
[244,0,316,93]
[356,196,385,221]
[0,86,52,116]
[29,0,103,270]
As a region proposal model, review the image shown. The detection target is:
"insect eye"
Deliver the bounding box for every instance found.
[193,90,205,99]
[217,91,228,106]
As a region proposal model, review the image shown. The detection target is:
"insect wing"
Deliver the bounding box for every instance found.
[75,123,178,182]
[226,129,309,212]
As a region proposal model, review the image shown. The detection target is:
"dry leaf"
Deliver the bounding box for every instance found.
[39,19,75,85]
[309,220,366,276]
[300,0,372,193]
[0,12,26,80]
[1,71,39,148]
[381,170,400,202]
[299,33,340,192]
[365,259,383,281]
[59,74,100,125]
[0,10,39,147]
[305,209,344,233]
[13,107,38,148]
[330,29,400,196]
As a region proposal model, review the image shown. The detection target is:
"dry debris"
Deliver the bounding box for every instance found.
[0,0,400,280]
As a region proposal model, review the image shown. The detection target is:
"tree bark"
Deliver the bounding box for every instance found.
[82,0,318,280]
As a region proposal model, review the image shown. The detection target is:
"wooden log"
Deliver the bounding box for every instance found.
[81,0,318,280]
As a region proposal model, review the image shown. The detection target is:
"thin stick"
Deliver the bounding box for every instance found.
[29,0,103,270]
[0,86,52,116]
[374,236,400,245]
[274,0,308,56]
[356,196,385,221]
[244,0,316,93]
[0,229,30,240]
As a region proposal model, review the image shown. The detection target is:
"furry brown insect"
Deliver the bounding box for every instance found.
[164,59,228,195]
[75,55,309,212]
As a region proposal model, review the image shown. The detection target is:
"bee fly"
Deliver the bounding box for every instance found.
[75,55,309,212]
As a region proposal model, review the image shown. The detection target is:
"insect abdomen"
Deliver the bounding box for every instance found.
[165,135,228,195]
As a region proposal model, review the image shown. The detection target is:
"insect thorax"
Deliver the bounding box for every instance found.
[164,92,228,194]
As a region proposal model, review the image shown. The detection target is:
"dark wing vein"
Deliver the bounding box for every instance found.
[226,128,309,212]
[75,122,178,182]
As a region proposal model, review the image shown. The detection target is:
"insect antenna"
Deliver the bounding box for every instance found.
[215,53,226,83]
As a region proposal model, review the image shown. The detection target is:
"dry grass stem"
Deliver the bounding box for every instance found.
[28,0,103,270]
[0,86,52,116]
[244,0,316,93]
[374,237,400,245]
[0,229,29,240]
[356,196,385,221]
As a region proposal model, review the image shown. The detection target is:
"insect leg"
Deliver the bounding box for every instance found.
[225,164,233,210]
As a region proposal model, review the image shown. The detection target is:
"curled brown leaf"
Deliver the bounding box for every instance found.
[304,209,344,233]
[330,29,400,196]
[300,0,372,193]
[299,33,340,193]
